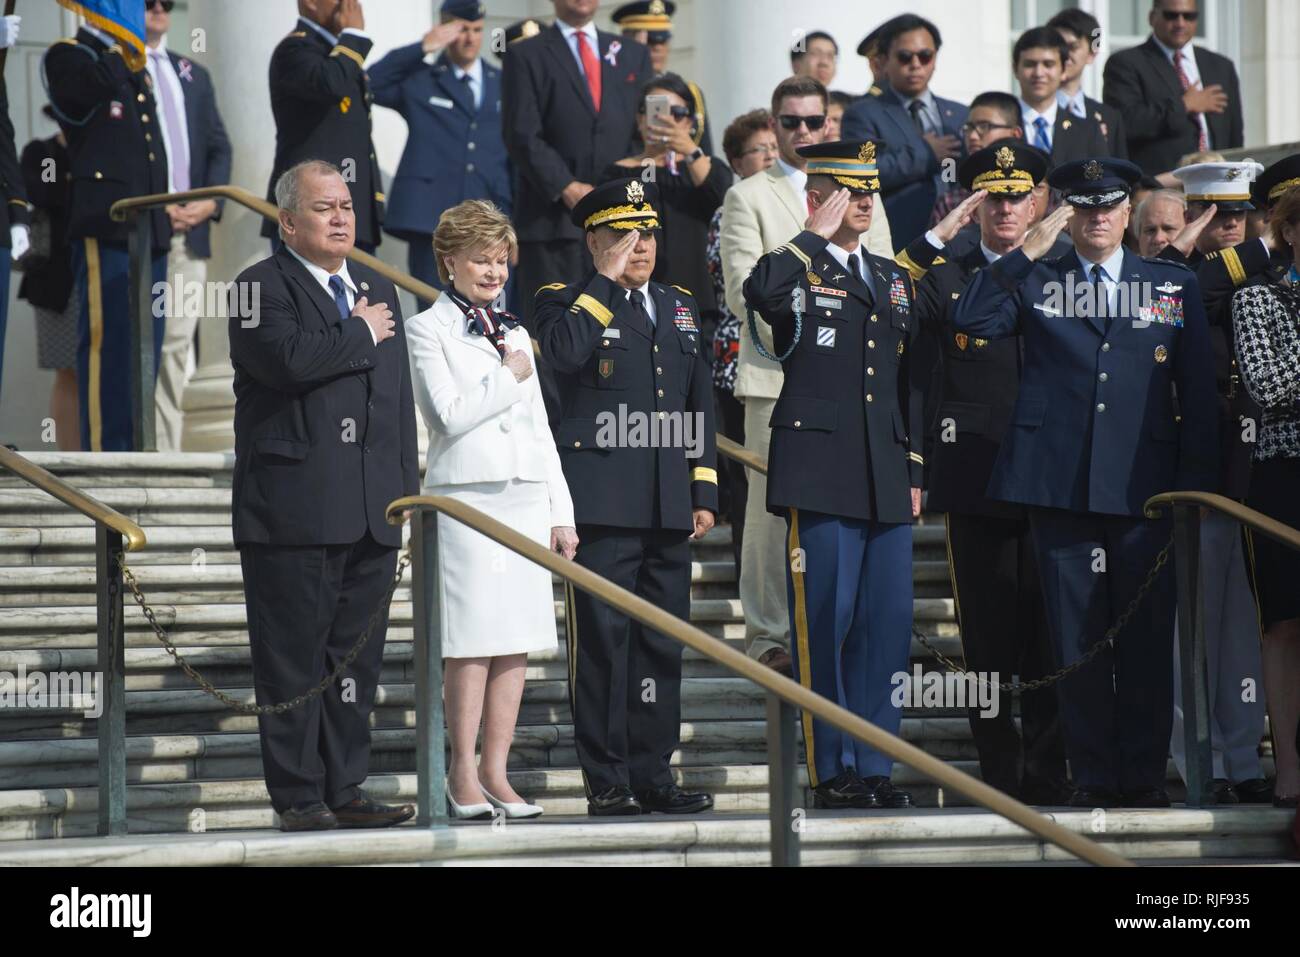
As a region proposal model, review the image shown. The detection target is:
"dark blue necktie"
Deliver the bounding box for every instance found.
[629,289,653,332]
[328,275,350,324]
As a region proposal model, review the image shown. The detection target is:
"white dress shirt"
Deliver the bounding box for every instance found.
[896,86,940,135]
[451,57,483,110]
[284,244,378,344]
[775,155,808,213]
[980,242,1004,265]
[1057,88,1087,119]
[144,39,191,195]
[1076,243,1127,315]
[1153,35,1212,149]
[1021,97,1058,151]
[558,20,600,76]
[822,242,875,297]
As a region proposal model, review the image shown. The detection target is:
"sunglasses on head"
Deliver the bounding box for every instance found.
[894,49,935,66]
[1160,9,1199,21]
[147,0,175,11]
[777,113,826,131]
[640,104,693,121]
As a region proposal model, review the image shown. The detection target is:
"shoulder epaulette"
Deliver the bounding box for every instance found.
[1143,256,1194,273]
[868,85,882,97]
[933,256,946,266]
[671,284,694,297]
[1204,250,1221,260]
[536,282,567,294]
[288,31,308,38]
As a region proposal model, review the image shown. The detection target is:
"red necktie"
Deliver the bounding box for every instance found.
[1174,51,1209,151]
[575,30,601,112]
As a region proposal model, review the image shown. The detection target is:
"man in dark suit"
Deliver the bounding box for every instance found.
[1014,27,1108,169]
[265,0,383,251]
[840,14,967,247]
[43,23,172,452]
[1102,0,1242,176]
[1047,7,1127,159]
[370,1,510,308]
[143,0,233,452]
[899,141,1069,805]
[954,158,1219,808]
[0,75,29,406]
[228,160,418,832]
[502,0,651,329]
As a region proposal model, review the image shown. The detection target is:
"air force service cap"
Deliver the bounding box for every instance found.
[440,0,485,21]
[797,140,884,194]
[1048,157,1143,208]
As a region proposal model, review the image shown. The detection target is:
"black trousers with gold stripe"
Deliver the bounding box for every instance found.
[565,525,690,795]
[945,511,1067,798]
[72,239,168,451]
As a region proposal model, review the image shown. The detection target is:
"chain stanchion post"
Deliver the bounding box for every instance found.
[126,211,157,452]
[96,526,127,836]
[411,510,448,828]
[766,693,800,866]
[1172,504,1213,807]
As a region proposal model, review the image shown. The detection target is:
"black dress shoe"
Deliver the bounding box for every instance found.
[1067,787,1121,808]
[635,783,715,814]
[1207,778,1240,805]
[588,785,642,816]
[1273,793,1299,809]
[1120,787,1171,808]
[279,801,338,832]
[812,771,876,809]
[1232,778,1274,803]
[861,775,913,808]
[1020,778,1073,806]
[331,792,415,828]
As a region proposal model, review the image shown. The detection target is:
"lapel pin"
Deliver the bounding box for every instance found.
[360,281,370,292]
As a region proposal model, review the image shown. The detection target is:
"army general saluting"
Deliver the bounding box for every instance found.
[744,141,923,810]
[953,158,1219,808]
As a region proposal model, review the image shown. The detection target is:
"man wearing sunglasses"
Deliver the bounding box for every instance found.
[1102,0,1242,177]
[841,14,968,248]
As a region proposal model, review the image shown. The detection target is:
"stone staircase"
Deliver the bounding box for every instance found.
[0,452,1292,865]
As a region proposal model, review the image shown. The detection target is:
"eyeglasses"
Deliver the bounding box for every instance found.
[960,121,1017,137]
[1160,9,1199,21]
[777,114,826,131]
[146,0,175,11]
[739,143,779,158]
[894,49,935,66]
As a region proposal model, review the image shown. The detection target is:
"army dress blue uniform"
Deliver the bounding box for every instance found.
[743,141,923,808]
[953,158,1219,804]
[43,26,172,451]
[535,179,718,815]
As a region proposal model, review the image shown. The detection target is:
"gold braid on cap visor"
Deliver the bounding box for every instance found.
[584,204,662,230]
[804,158,881,193]
[1267,176,1300,202]
[971,169,1035,194]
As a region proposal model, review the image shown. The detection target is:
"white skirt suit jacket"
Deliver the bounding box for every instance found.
[406,291,575,658]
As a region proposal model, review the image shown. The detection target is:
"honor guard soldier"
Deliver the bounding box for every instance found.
[898,140,1069,805]
[610,0,713,155]
[954,157,1219,808]
[43,22,172,451]
[265,0,384,251]
[743,141,923,809]
[535,178,719,817]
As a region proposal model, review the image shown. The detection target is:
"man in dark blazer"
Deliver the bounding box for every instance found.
[1014,27,1109,170]
[0,75,29,406]
[144,0,233,451]
[501,0,651,329]
[264,0,383,251]
[840,14,967,248]
[370,0,511,307]
[1047,7,1127,160]
[43,24,172,452]
[1102,0,1242,176]
[228,160,419,832]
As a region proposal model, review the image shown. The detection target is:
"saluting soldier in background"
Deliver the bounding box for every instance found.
[744,141,922,810]
[899,140,1069,805]
[43,21,172,452]
[265,0,383,252]
[536,179,718,818]
[954,157,1219,809]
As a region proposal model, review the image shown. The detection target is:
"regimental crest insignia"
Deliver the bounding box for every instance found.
[650,0,666,13]
[599,358,615,378]
[1225,168,1243,180]
[340,96,352,114]
[626,180,645,205]
[996,146,1015,172]
[897,339,905,357]
[1154,345,1168,364]
[973,338,989,348]
[858,142,876,164]
[806,271,822,285]
[955,333,968,351]
[1083,159,1103,181]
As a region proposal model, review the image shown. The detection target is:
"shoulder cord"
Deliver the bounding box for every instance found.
[746,287,804,362]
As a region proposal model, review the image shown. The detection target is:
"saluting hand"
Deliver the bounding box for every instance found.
[1169,202,1218,257]
[1022,204,1074,261]
[352,296,395,343]
[594,229,639,282]
[334,0,365,33]
[422,19,463,54]
[805,187,851,240]
[932,189,988,245]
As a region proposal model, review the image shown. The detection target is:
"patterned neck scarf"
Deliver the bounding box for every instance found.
[446,287,517,359]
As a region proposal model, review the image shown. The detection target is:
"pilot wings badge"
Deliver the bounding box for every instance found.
[1155,281,1183,294]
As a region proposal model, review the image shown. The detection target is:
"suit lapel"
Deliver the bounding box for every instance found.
[545,24,596,115]
[1107,248,1151,343]
[1143,37,1188,103]
[766,166,806,230]
[651,284,681,347]
[433,54,476,115]
[277,248,343,332]
[811,247,871,309]
[445,298,505,359]
[1061,253,1109,338]
[598,31,621,114]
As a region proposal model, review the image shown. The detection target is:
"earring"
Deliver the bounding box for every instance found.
[448,272,455,281]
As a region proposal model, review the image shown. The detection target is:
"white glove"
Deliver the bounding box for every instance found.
[10,224,29,261]
[0,15,21,50]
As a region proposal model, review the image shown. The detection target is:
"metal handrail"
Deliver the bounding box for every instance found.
[386,495,1131,867]
[0,447,146,551]
[0,447,137,836]
[1145,490,1300,552]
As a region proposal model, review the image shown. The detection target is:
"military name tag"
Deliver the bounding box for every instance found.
[603,327,621,338]
[810,285,846,298]
[816,326,837,347]
[815,296,842,310]
[428,96,455,109]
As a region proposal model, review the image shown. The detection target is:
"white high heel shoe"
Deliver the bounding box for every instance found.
[445,783,493,820]
[480,784,544,819]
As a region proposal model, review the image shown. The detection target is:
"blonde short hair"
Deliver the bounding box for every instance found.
[1269,188,1300,251]
[432,200,517,285]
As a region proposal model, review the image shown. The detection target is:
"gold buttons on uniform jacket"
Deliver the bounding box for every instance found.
[868,340,875,349]
[141,114,150,123]
[137,93,146,103]
[870,315,879,322]
[654,344,660,352]
[145,133,152,142]
[149,153,156,162]
[573,440,582,448]
[656,367,663,375]
[1098,372,1108,382]
[867,367,875,376]
[793,420,802,428]
[657,389,664,397]
[1102,342,1111,352]
[1096,403,1106,413]
[94,171,104,180]
[866,394,874,402]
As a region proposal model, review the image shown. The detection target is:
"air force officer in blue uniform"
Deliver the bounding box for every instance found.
[953,158,1219,808]
[370,1,511,304]
[744,141,923,810]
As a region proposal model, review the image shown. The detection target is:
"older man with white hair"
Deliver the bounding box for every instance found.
[1134,189,1187,257]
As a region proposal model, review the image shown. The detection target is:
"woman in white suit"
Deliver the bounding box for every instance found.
[406,200,578,820]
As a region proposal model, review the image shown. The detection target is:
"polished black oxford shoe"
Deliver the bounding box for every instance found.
[811,771,876,809]
[861,775,913,808]
[636,784,714,814]
[279,801,338,832]
[1067,787,1121,808]
[588,785,643,816]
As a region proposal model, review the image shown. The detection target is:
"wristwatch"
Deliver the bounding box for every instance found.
[688,146,705,163]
